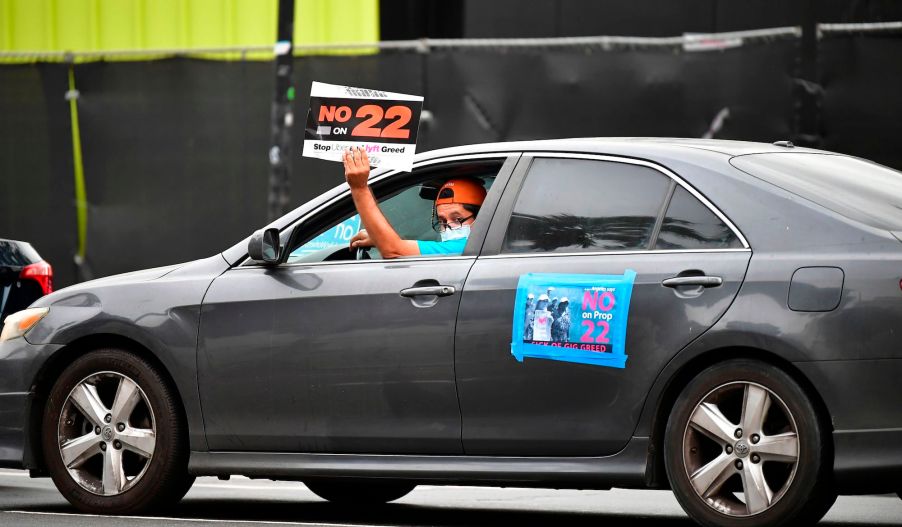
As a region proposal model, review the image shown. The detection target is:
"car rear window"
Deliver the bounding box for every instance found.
[0,240,40,267]
[731,153,902,231]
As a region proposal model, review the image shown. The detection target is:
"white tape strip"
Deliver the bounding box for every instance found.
[0,25,805,60]
[819,21,902,34]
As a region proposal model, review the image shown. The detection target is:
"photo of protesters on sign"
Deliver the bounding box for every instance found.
[303,81,424,171]
[511,271,637,369]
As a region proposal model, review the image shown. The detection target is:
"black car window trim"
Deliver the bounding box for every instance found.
[235,153,518,268]
[646,180,678,250]
[479,152,750,257]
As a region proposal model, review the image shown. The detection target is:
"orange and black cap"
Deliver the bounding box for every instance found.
[435,178,487,207]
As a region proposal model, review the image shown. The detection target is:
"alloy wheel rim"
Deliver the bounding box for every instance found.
[57,371,156,496]
[682,381,800,517]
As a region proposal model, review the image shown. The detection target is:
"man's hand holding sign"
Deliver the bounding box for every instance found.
[339,146,486,259]
[304,82,486,260]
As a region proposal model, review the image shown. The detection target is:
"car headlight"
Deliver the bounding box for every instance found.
[0,307,49,342]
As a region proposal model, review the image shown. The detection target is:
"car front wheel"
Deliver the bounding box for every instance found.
[304,478,416,505]
[42,349,193,514]
[664,359,835,527]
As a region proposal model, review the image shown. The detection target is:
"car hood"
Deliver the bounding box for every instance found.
[32,262,185,308]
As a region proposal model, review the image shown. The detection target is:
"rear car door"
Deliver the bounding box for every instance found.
[455,154,752,455]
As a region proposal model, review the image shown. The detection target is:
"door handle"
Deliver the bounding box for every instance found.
[400,285,456,298]
[662,276,723,288]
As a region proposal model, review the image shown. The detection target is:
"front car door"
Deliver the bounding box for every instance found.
[455,154,752,455]
[197,154,517,454]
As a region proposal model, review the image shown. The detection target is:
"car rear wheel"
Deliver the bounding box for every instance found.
[304,478,416,504]
[664,359,835,527]
[42,349,193,514]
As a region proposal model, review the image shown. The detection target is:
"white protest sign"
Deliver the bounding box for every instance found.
[302,81,424,171]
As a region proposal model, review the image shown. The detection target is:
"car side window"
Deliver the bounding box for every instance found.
[502,158,670,254]
[654,186,742,250]
[284,172,497,264]
[286,214,365,262]
[285,184,439,263]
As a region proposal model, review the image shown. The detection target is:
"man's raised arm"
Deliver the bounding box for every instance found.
[343,147,420,259]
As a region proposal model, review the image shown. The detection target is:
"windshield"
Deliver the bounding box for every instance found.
[731,153,902,231]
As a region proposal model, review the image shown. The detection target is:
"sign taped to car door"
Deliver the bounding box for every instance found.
[303,81,423,171]
[511,270,637,369]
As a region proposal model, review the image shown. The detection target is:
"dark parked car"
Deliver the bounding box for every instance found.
[0,239,52,323]
[2,139,901,526]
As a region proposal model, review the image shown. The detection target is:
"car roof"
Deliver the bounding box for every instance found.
[222,138,857,265]
[413,137,827,162]
[0,238,34,248]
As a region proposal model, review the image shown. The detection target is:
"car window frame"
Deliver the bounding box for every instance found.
[653,184,745,251]
[236,153,521,268]
[479,152,750,258]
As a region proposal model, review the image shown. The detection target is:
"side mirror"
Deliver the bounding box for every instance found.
[248,228,281,265]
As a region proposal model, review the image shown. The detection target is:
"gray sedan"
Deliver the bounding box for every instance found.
[1,138,901,527]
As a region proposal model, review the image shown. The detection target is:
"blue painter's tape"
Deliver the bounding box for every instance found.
[510,270,636,369]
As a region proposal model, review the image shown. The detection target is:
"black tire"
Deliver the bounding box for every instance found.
[663,359,835,527]
[304,478,416,505]
[171,473,197,503]
[41,349,192,514]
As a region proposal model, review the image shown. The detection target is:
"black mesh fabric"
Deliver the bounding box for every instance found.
[0,35,899,286]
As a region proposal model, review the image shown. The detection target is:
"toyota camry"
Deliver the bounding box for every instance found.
[2,138,901,527]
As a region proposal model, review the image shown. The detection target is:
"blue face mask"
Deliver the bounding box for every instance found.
[441,224,471,242]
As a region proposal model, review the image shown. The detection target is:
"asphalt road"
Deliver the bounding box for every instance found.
[0,469,900,526]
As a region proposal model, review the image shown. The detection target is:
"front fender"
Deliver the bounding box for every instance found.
[21,254,229,453]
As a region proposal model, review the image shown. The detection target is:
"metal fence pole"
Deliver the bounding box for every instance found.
[267,0,296,222]
[795,0,821,146]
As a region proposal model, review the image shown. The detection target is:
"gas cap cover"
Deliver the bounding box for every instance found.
[788,267,844,312]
